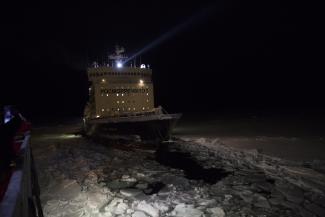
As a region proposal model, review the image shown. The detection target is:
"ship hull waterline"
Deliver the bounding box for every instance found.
[83,113,181,141]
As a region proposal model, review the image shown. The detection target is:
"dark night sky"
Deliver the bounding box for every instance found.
[0,1,323,118]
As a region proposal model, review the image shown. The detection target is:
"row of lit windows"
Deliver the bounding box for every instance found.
[101,107,150,112]
[116,99,149,104]
[89,72,150,78]
[100,86,149,90]
[101,93,149,97]
[116,93,149,96]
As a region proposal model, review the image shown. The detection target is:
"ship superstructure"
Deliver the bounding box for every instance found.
[83,46,181,140]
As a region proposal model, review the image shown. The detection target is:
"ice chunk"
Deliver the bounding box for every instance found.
[136,201,159,217]
[120,188,143,197]
[122,175,137,182]
[54,179,81,201]
[207,207,225,217]
[87,191,108,211]
[172,203,203,217]
[115,201,129,215]
[104,198,124,214]
[132,211,148,217]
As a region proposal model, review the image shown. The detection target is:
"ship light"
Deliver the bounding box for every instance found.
[116,61,123,68]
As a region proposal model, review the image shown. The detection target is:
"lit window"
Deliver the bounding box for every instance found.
[139,79,144,86]
[133,108,136,110]
[101,109,104,112]
[117,108,120,111]
[146,93,149,96]
[117,101,119,104]
[122,93,124,96]
[117,93,119,96]
[106,94,108,96]
[96,115,100,118]
[146,99,149,102]
[122,101,124,103]
[142,107,145,110]
[101,79,106,83]
[128,108,131,110]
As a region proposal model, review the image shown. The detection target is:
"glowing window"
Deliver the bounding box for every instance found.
[142,107,145,110]
[146,93,149,96]
[117,101,119,104]
[117,94,119,96]
[122,101,124,103]
[121,93,124,96]
[101,109,104,112]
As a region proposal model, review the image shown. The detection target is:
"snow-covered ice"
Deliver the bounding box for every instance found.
[32,123,325,217]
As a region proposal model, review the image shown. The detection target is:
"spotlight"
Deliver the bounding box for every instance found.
[116,61,123,68]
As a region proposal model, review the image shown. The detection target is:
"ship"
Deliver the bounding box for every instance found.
[83,46,181,141]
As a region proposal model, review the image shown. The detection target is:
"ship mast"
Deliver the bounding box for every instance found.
[108,45,128,68]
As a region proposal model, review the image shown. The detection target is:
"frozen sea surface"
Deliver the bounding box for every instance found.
[174,113,325,161]
[31,119,325,217]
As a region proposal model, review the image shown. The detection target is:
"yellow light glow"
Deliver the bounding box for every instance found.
[139,79,144,86]
[101,79,106,82]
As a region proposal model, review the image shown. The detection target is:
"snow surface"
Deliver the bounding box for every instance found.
[32,123,325,217]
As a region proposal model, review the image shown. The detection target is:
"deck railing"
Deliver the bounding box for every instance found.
[0,112,43,217]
